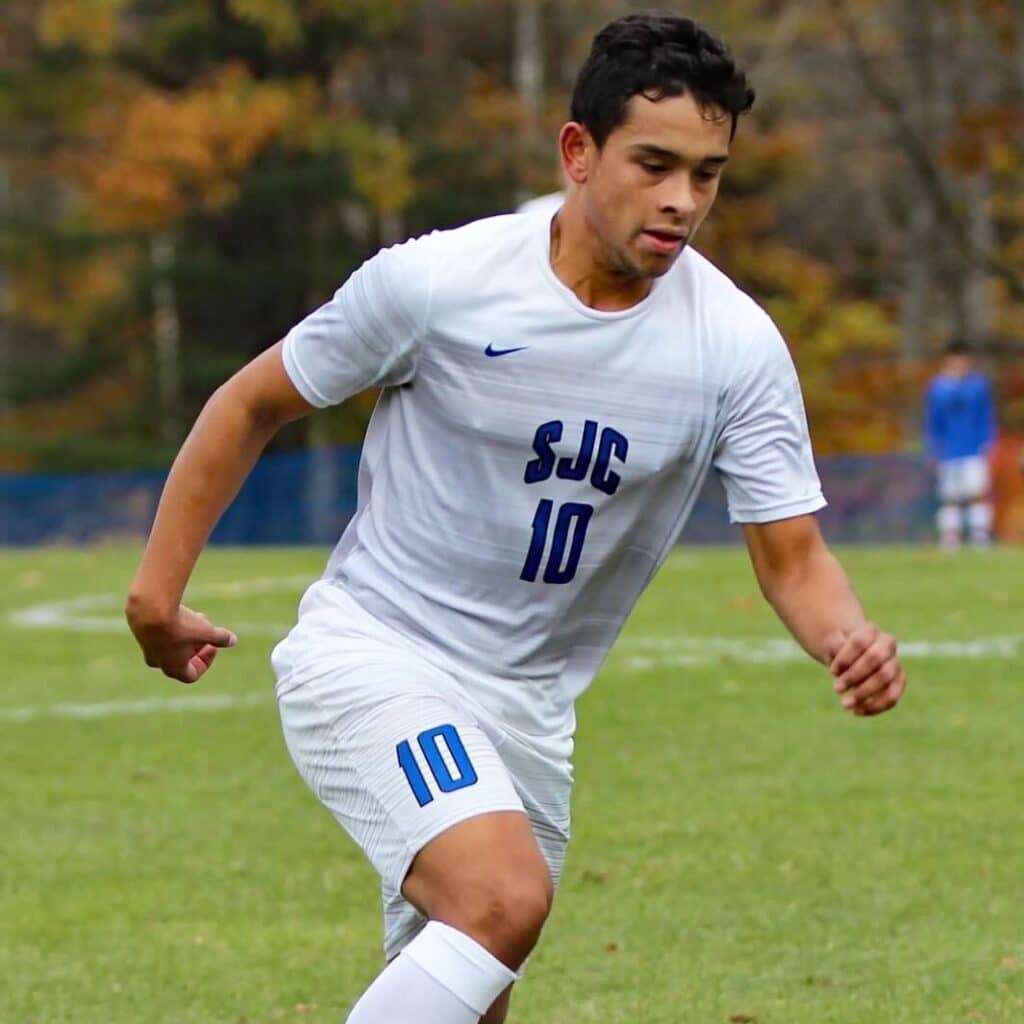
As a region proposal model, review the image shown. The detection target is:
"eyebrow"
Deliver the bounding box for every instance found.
[629,144,730,165]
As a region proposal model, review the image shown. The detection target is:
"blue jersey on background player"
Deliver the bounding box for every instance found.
[925,356,995,461]
[924,339,997,549]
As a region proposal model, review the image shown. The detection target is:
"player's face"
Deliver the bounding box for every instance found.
[580,92,732,279]
[946,354,971,377]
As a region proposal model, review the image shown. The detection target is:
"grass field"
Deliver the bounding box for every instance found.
[2,544,1022,1024]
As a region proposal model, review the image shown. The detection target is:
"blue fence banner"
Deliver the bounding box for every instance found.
[2,447,936,547]
[683,452,936,544]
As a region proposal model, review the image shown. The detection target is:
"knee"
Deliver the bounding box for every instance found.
[449,871,553,968]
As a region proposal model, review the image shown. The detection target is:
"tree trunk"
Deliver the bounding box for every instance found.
[897,0,939,363]
[962,171,994,344]
[0,168,11,419]
[515,0,544,206]
[148,232,183,442]
[900,194,934,362]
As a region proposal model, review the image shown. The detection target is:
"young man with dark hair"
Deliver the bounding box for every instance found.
[127,13,907,1023]
[925,339,997,549]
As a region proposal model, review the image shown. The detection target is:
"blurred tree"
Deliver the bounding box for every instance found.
[672,0,1023,446]
[821,0,1023,437]
[3,0,419,465]
[2,0,1021,469]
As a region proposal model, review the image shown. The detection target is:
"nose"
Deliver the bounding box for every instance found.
[659,174,698,218]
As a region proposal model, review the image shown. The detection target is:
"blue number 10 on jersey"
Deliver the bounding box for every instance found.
[396,724,479,807]
[520,418,629,585]
[520,499,593,583]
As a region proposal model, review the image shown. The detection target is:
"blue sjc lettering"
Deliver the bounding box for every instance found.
[524,420,563,484]
[524,419,628,494]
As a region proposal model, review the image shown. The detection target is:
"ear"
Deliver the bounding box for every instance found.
[559,122,591,184]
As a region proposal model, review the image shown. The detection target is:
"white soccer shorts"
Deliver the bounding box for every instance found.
[937,454,990,504]
[272,589,572,960]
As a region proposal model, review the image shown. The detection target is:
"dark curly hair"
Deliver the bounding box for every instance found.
[945,337,973,356]
[570,13,755,148]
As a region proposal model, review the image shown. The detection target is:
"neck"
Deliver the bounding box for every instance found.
[548,194,653,312]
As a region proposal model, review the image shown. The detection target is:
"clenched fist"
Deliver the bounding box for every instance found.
[825,623,907,717]
[126,600,238,685]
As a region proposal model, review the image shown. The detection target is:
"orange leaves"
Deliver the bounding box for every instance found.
[67,65,310,231]
[38,0,129,57]
[944,105,1023,176]
[343,126,414,218]
[58,61,415,230]
[728,122,820,190]
[11,240,136,345]
[314,0,414,36]
[304,109,416,217]
[974,0,1020,48]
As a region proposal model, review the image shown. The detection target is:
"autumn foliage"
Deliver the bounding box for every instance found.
[3,0,1022,469]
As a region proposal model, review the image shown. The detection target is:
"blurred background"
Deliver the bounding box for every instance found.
[2,0,1023,546]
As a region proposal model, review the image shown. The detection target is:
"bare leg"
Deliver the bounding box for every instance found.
[402,809,553,968]
[346,811,549,1022]
[346,811,551,1022]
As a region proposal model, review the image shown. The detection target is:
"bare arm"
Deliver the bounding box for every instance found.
[125,341,315,682]
[743,515,907,717]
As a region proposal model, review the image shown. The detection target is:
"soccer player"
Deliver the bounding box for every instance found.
[126,14,908,1023]
[925,338,997,549]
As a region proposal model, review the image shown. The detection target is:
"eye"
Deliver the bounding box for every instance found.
[696,168,722,182]
[641,162,666,174]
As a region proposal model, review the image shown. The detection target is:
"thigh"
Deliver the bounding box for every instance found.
[276,646,526,910]
[963,455,990,499]
[937,459,964,503]
[380,724,572,960]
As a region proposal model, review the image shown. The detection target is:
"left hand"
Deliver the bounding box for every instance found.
[825,623,907,717]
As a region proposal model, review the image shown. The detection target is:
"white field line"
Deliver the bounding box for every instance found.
[4,578,1020,724]
[0,692,268,723]
[7,574,309,635]
[4,629,1018,725]
[10,578,1021,664]
[612,634,1024,671]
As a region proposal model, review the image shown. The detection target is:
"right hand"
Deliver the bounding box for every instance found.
[126,602,238,684]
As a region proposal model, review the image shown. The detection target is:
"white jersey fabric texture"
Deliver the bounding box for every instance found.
[281,211,826,750]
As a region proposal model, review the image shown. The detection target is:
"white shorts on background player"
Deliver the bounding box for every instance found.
[273,582,572,960]
[937,454,989,503]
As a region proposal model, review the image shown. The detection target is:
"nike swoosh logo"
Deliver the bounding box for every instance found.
[485,343,529,357]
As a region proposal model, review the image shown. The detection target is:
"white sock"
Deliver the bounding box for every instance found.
[967,501,993,546]
[937,503,962,549]
[346,921,517,1023]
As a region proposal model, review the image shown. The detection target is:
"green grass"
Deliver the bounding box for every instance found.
[2,545,1022,1023]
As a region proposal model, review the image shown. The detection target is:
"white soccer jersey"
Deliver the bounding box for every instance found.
[282,213,825,742]
[516,191,566,219]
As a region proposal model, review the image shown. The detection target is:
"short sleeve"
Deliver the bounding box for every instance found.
[713,313,827,524]
[282,233,435,408]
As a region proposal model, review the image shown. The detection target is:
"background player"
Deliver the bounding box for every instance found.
[126,13,908,1023]
[925,338,997,549]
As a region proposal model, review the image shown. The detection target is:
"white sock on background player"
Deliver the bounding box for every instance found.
[346,921,517,1023]
[967,500,993,547]
[937,503,962,550]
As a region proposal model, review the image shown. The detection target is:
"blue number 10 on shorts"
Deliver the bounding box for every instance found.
[396,724,479,807]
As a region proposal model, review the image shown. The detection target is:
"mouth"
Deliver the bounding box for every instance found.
[641,229,688,255]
